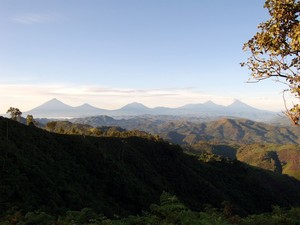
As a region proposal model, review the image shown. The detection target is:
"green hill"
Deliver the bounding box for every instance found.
[71,116,300,145]
[159,118,300,145]
[1,116,300,219]
[44,119,300,181]
[237,144,300,180]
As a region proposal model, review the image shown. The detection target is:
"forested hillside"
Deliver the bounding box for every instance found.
[71,116,300,145]
[42,119,300,181]
[237,144,300,180]
[1,116,300,222]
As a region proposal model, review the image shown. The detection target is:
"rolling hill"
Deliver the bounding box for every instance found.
[71,117,300,145]
[68,116,300,180]
[1,116,300,219]
[237,144,300,180]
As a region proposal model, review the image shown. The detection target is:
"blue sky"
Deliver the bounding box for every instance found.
[0,0,290,114]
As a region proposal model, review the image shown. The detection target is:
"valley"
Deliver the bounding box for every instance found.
[2,0,299,223]
[41,115,300,181]
[1,116,300,223]
[2,99,300,224]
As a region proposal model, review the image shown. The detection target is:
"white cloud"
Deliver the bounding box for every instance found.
[11,12,60,25]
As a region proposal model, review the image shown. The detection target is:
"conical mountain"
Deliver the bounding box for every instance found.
[75,103,108,116]
[114,102,151,115]
[224,99,277,120]
[226,99,259,112]
[35,98,72,110]
[24,98,106,118]
[179,101,224,111]
[24,98,75,117]
[120,102,150,110]
[24,98,278,121]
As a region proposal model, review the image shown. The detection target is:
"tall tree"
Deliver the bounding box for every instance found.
[242,0,300,124]
[6,107,22,121]
[26,115,36,126]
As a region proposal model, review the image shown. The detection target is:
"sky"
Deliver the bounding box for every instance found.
[0,0,293,114]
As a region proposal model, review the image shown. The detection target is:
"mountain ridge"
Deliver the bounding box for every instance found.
[70,116,300,145]
[24,98,277,121]
[2,116,300,217]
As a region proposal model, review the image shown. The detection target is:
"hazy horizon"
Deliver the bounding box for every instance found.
[3,97,282,115]
[0,0,293,114]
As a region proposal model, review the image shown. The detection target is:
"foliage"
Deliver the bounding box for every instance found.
[237,143,300,180]
[6,107,22,121]
[45,121,161,141]
[26,115,37,126]
[2,117,300,221]
[0,193,232,225]
[42,118,300,180]
[2,196,300,225]
[187,142,300,180]
[73,116,300,145]
[240,206,300,225]
[242,0,300,124]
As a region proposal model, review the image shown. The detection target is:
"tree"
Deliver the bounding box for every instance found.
[241,0,300,124]
[26,115,36,126]
[6,107,22,121]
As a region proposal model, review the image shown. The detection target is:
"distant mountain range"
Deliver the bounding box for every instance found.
[24,98,278,121]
